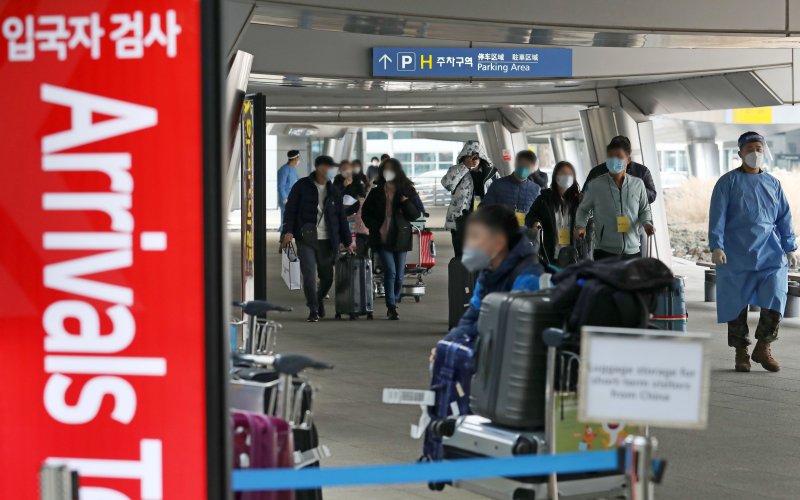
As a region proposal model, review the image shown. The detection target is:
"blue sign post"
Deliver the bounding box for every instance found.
[372,47,572,78]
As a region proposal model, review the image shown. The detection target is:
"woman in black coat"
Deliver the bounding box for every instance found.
[362,158,421,320]
[525,161,582,265]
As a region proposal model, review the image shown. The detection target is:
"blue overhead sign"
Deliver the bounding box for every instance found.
[372,47,572,78]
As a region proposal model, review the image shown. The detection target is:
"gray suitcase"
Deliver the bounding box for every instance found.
[443,416,627,500]
[471,291,563,429]
[334,254,374,320]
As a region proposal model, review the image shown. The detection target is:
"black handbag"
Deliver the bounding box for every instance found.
[299,222,319,249]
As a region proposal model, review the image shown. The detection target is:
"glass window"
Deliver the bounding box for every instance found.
[366,131,388,140]
[414,152,436,163]
[414,163,437,175]
[393,130,413,139]
[394,153,412,164]
[439,152,453,164]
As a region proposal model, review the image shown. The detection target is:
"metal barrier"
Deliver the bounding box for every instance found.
[413,176,450,207]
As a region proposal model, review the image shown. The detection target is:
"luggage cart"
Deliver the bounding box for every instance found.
[229,300,334,495]
[400,220,436,303]
[434,328,629,499]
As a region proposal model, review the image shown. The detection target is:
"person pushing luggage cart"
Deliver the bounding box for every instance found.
[424,205,543,464]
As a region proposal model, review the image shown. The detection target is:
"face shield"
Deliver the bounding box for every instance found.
[737,132,773,169]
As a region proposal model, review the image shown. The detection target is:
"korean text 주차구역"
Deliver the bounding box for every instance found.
[1,10,182,62]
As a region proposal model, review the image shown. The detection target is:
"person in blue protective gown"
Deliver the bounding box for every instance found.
[709,131,798,372]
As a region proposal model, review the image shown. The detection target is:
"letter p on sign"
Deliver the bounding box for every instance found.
[398,52,415,71]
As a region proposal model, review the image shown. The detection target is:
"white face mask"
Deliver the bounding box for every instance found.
[383,170,396,182]
[744,151,764,169]
[556,174,574,190]
[353,167,361,174]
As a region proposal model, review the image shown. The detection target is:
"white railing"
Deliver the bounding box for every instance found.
[412,175,451,207]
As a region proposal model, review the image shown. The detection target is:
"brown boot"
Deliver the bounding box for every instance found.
[734,347,751,372]
[751,340,780,372]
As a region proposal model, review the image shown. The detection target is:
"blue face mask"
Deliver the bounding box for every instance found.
[607,157,626,174]
[514,165,531,179]
[326,169,337,181]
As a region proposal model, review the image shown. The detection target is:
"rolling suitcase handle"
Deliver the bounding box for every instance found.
[645,234,659,260]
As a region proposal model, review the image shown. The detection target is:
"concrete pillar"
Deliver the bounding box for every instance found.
[334,129,357,161]
[578,105,673,267]
[687,141,720,179]
[477,121,516,176]
[323,138,338,158]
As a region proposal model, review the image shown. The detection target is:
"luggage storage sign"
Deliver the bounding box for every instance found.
[0,1,226,499]
[579,327,710,429]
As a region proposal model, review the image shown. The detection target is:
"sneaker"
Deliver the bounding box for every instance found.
[317,301,326,319]
[387,306,399,321]
[307,311,320,322]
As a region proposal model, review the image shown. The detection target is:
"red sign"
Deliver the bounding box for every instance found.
[502,149,512,162]
[0,2,217,499]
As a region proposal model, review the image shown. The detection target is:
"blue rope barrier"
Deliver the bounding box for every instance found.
[233,450,620,491]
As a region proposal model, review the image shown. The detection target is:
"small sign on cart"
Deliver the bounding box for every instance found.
[578,327,710,429]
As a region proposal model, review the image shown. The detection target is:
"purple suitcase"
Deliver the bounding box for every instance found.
[232,411,295,500]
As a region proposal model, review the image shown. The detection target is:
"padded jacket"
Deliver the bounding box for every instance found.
[361,181,422,252]
[444,232,543,345]
[282,173,352,251]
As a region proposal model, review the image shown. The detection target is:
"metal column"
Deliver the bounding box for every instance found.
[477,121,516,176]
[687,141,720,178]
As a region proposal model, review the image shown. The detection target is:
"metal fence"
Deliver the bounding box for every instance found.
[413,175,451,207]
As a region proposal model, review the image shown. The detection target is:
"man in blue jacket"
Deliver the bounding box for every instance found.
[281,155,355,322]
[443,204,543,346]
[480,150,541,227]
[277,150,301,231]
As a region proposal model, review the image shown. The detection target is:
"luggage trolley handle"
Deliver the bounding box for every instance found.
[232,300,292,354]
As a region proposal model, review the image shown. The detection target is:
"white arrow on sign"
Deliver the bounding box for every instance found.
[378,53,392,69]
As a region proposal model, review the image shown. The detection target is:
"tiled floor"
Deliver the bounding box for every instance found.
[230,231,800,499]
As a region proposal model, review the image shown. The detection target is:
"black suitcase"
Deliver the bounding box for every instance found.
[470,290,563,429]
[448,257,477,329]
[334,254,374,320]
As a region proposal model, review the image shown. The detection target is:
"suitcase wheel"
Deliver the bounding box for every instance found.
[428,482,446,491]
[367,313,373,320]
[349,314,357,320]
[334,313,342,320]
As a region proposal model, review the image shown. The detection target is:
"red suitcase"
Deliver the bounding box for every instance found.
[406,229,435,269]
[233,411,295,500]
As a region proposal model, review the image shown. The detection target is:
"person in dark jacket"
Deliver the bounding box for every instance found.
[362,158,422,320]
[481,150,541,225]
[281,155,355,322]
[366,155,387,185]
[525,150,548,189]
[333,161,367,207]
[583,135,657,204]
[526,161,582,265]
[351,159,369,188]
[440,205,543,347]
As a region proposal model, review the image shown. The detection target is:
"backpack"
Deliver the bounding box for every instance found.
[550,258,674,335]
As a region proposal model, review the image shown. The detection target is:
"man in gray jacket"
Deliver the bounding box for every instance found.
[574,155,655,260]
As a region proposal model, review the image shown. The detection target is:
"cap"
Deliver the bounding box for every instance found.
[737,131,765,149]
[287,150,300,160]
[314,155,338,168]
